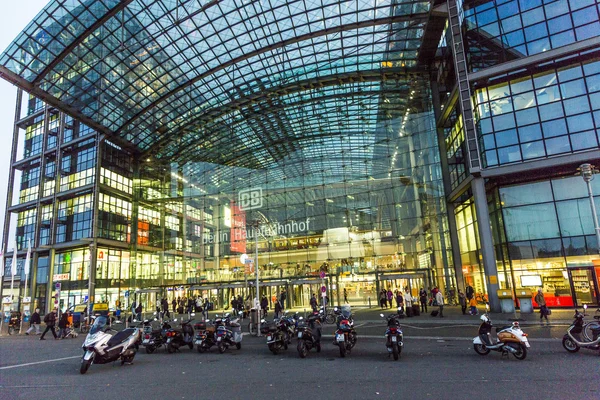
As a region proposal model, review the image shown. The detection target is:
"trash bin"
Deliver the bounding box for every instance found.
[496,290,515,313]
[516,289,533,313]
[250,308,258,325]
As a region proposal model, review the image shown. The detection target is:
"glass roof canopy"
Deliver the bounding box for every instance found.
[0,0,436,173]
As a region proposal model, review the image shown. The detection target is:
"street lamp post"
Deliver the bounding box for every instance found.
[579,164,600,254]
[254,221,261,337]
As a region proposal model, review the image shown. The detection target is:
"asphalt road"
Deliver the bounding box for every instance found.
[1,327,599,400]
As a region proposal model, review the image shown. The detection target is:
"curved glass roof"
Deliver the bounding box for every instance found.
[0,0,438,169]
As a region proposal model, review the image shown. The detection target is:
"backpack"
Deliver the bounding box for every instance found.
[43,313,50,324]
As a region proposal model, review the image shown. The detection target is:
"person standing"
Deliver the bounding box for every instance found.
[469,296,478,315]
[171,298,177,315]
[458,289,467,315]
[419,288,428,313]
[260,295,269,318]
[280,290,287,310]
[274,299,283,319]
[403,288,412,309]
[379,290,387,309]
[435,290,445,318]
[395,291,404,311]
[40,308,58,340]
[535,288,549,323]
[387,289,393,309]
[25,308,41,335]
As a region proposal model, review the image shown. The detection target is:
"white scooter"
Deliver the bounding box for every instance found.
[473,311,530,360]
[80,316,141,374]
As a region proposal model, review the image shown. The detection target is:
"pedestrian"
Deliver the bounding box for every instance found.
[203,298,210,320]
[379,290,387,309]
[465,284,474,301]
[260,295,269,318]
[435,290,444,318]
[135,303,142,321]
[403,288,412,309]
[395,291,404,311]
[25,308,41,335]
[195,296,202,313]
[58,311,69,339]
[40,308,58,340]
[343,288,348,303]
[280,290,287,309]
[274,299,283,319]
[387,289,393,309]
[469,297,478,315]
[310,293,318,312]
[171,298,177,315]
[419,288,428,313]
[458,289,467,315]
[535,288,549,323]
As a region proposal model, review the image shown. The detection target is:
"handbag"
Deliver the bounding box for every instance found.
[546,307,552,315]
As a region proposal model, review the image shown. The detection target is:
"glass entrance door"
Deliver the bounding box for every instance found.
[568,267,599,307]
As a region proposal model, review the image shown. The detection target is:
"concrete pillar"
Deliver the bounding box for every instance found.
[471,177,500,312]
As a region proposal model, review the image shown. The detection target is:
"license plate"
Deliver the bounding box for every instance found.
[524,341,530,348]
[217,337,222,342]
[167,338,171,343]
[336,333,345,341]
[297,332,303,338]
[267,336,272,341]
[194,340,202,345]
[142,339,149,344]
[391,336,397,342]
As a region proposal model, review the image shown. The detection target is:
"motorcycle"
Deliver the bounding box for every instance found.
[263,312,297,355]
[166,316,195,353]
[296,310,323,358]
[472,310,530,360]
[194,319,217,353]
[7,314,21,335]
[80,316,141,374]
[215,312,243,353]
[381,307,404,361]
[562,307,600,354]
[142,319,170,354]
[334,305,357,358]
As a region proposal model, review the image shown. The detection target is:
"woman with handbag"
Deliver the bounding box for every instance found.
[534,288,549,324]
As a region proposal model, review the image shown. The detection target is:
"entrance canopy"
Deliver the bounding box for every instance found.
[0,0,443,171]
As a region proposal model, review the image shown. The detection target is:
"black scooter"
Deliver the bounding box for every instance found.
[296,311,323,358]
[194,320,217,353]
[142,319,171,354]
[166,317,195,353]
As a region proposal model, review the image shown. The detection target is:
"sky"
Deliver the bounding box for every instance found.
[0,0,50,249]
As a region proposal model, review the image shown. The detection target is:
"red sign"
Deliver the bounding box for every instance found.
[230,202,246,253]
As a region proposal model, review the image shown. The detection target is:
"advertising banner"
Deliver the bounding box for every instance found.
[230,202,247,253]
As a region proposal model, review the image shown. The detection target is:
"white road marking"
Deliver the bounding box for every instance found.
[0,355,80,370]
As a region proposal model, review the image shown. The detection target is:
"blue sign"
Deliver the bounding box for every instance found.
[124,290,130,297]
[83,295,88,303]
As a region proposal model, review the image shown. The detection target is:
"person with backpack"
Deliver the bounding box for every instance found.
[58,311,69,339]
[40,308,58,340]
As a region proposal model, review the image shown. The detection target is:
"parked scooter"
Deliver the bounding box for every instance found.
[381,307,404,361]
[80,316,141,374]
[142,318,170,354]
[194,319,217,353]
[166,316,195,353]
[215,312,243,353]
[562,307,600,354]
[262,312,296,355]
[334,305,357,358]
[296,310,323,358]
[472,309,530,360]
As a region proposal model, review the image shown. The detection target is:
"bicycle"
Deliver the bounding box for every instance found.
[582,306,600,341]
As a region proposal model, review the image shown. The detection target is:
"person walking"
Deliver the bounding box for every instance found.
[40,308,58,340]
[386,289,393,309]
[58,311,69,339]
[25,308,41,335]
[458,289,467,315]
[435,290,445,318]
[469,296,478,315]
[260,295,269,318]
[274,299,283,319]
[419,288,428,313]
[310,293,318,312]
[535,288,549,323]
[379,290,387,309]
[280,290,287,310]
[343,288,348,303]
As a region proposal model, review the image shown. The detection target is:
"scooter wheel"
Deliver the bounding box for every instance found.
[297,340,308,358]
[80,360,91,374]
[167,344,175,354]
[218,342,226,354]
[145,346,155,354]
[392,344,399,361]
[562,335,580,353]
[269,343,279,355]
[316,343,321,353]
[197,345,205,353]
[236,342,241,350]
[473,344,490,355]
[188,342,194,350]
[512,343,527,360]
[339,344,346,358]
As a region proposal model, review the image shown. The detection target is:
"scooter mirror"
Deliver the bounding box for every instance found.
[191,313,196,316]
[238,311,243,316]
[298,317,304,321]
[260,319,266,323]
[380,313,385,318]
[153,318,158,321]
[397,307,402,312]
[205,319,210,322]
[584,304,588,310]
[132,319,138,323]
[334,307,338,312]
[173,319,178,322]
[153,311,157,315]
[225,313,230,317]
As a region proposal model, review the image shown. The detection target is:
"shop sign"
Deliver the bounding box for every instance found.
[93,303,109,311]
[53,273,70,282]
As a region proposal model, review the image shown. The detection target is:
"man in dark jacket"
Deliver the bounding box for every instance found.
[465,284,474,301]
[26,308,41,335]
[309,293,318,312]
[40,308,58,340]
[58,312,69,339]
[260,296,268,318]
[419,288,428,313]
